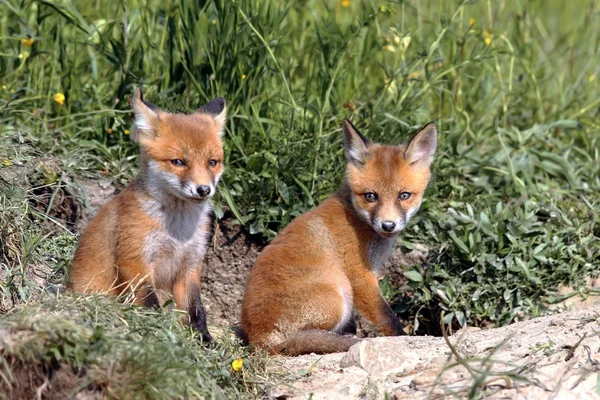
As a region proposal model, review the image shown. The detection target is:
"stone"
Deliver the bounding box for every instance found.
[340,339,407,375]
[410,370,440,387]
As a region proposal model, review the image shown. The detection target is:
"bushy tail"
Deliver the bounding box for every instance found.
[272,330,360,356]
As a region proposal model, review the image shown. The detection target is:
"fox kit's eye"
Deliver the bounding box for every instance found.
[208,159,218,167]
[171,159,186,167]
[399,192,411,200]
[364,192,378,202]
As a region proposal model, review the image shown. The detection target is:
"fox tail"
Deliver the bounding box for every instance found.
[271,330,360,356]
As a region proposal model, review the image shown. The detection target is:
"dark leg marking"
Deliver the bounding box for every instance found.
[382,299,404,336]
[142,286,161,309]
[188,284,213,343]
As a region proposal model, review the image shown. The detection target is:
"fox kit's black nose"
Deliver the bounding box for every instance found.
[381,221,396,232]
[196,185,211,197]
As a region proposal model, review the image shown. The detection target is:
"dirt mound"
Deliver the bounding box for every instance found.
[1,353,101,400]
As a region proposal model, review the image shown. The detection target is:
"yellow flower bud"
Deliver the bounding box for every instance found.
[53,93,65,105]
[232,358,243,372]
[483,30,492,46]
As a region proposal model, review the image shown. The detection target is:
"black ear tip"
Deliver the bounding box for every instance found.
[202,97,226,115]
[342,118,354,131]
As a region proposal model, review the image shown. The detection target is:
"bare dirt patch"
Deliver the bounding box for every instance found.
[203,216,265,326]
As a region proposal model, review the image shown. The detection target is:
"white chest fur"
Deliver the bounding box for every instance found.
[139,195,211,288]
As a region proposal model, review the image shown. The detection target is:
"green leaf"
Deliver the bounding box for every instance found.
[404,270,423,283]
[448,231,470,254]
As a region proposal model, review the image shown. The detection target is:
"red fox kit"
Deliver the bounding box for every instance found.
[68,89,227,342]
[241,119,437,355]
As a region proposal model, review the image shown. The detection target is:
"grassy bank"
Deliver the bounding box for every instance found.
[0,296,274,399]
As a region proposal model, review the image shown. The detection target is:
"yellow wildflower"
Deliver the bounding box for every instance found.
[1,85,6,90]
[589,75,596,82]
[3,159,12,166]
[10,89,14,93]
[408,71,422,79]
[241,74,247,80]
[22,38,34,47]
[483,30,492,46]
[231,358,243,372]
[124,129,130,135]
[211,19,217,25]
[341,0,350,7]
[53,93,65,105]
[469,18,475,26]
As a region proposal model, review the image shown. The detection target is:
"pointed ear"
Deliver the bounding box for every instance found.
[404,122,437,167]
[199,97,227,136]
[132,88,160,141]
[343,119,372,166]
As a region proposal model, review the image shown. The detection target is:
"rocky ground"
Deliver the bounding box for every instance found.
[267,304,600,399]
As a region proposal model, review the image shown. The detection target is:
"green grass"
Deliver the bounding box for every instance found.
[0,296,273,399]
[1,0,599,395]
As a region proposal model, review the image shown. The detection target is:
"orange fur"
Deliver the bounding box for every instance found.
[68,89,227,342]
[241,119,437,355]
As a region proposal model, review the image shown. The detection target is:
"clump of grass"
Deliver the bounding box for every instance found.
[0,295,273,399]
[0,161,76,312]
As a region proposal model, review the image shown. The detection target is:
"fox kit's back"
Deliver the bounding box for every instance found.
[241,119,437,355]
[69,89,227,342]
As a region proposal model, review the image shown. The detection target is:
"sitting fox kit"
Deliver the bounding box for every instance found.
[68,89,226,342]
[241,119,437,355]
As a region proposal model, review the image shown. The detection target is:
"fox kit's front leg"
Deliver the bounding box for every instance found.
[115,259,160,308]
[173,267,212,343]
[352,271,403,336]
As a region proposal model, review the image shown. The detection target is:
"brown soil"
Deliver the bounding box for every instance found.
[0,356,102,400]
[202,216,265,326]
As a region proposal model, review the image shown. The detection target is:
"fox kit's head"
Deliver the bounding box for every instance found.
[132,88,226,204]
[342,119,437,238]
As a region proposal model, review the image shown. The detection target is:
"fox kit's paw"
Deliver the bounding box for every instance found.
[201,331,213,343]
[197,331,215,348]
[142,290,161,309]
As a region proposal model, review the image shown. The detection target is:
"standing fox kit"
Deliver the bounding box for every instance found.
[68,89,226,342]
[241,119,437,355]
